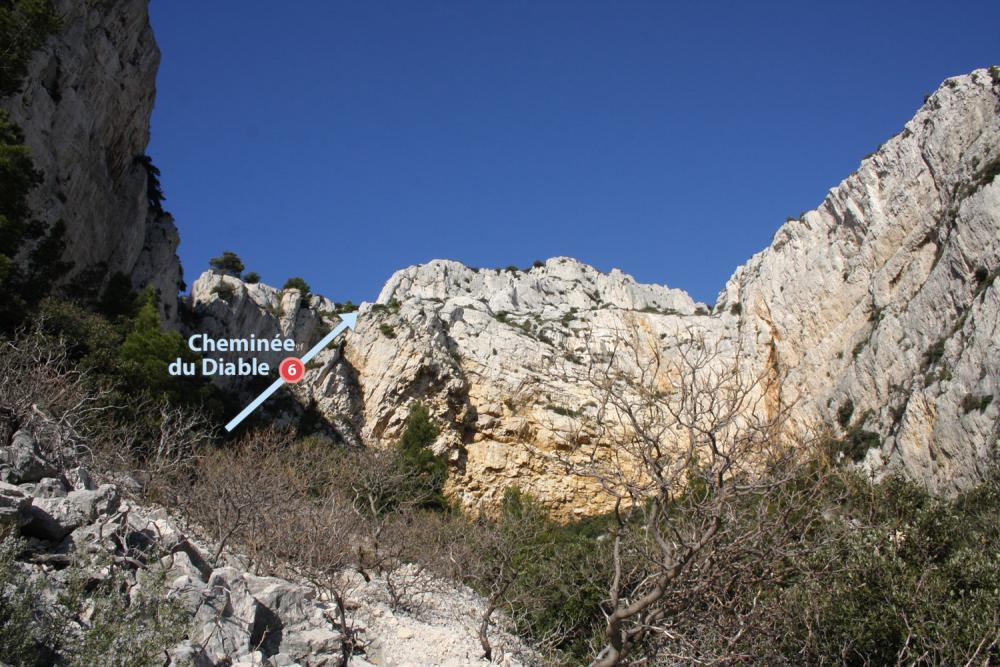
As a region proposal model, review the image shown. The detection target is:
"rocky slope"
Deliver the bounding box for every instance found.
[0,422,533,666]
[717,67,1000,494]
[191,68,999,518]
[0,0,183,323]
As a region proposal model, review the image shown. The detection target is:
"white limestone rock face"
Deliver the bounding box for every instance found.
[306,258,728,518]
[193,70,998,517]
[0,0,182,323]
[325,71,997,515]
[717,68,1000,495]
[187,271,344,392]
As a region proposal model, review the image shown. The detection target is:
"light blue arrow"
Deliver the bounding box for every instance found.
[224,312,358,432]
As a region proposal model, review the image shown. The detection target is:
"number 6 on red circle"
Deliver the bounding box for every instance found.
[279,357,306,383]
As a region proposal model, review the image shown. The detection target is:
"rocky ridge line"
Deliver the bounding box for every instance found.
[189,69,999,518]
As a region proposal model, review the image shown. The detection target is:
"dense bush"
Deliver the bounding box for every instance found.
[479,489,610,660]
[282,276,311,296]
[394,402,447,510]
[744,470,1000,665]
[208,250,244,277]
[35,295,234,423]
[0,531,185,666]
[0,110,48,330]
[0,1,64,332]
[0,0,60,96]
[117,290,199,401]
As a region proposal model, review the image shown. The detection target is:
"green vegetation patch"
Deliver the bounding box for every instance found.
[0,0,60,96]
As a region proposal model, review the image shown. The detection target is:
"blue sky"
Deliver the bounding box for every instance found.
[148,1,999,305]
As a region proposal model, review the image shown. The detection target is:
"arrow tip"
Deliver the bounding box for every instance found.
[339,312,358,329]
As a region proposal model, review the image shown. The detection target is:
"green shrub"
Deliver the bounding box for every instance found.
[61,555,187,666]
[0,0,60,96]
[282,276,311,297]
[0,530,185,666]
[395,402,447,507]
[750,471,1000,665]
[243,271,260,284]
[729,303,742,315]
[211,281,236,303]
[117,290,199,402]
[370,298,401,314]
[472,489,611,662]
[0,531,62,666]
[961,393,993,414]
[826,425,880,462]
[209,250,244,277]
[379,323,396,338]
[0,2,61,332]
[837,399,855,427]
[0,111,44,329]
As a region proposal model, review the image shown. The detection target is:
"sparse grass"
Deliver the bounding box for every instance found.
[560,308,578,325]
[211,282,236,303]
[837,399,855,428]
[545,404,579,418]
[370,297,401,314]
[639,305,679,316]
[925,336,948,366]
[961,394,993,414]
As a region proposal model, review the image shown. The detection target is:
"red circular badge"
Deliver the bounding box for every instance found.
[279,357,306,383]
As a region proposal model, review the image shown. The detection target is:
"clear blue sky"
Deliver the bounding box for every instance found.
[148,0,999,305]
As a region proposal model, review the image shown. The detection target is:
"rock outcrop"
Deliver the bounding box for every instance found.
[190,69,998,518]
[0,429,349,665]
[716,67,1000,494]
[0,0,183,323]
[0,425,534,666]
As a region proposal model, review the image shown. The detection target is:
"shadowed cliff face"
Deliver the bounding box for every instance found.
[189,69,999,518]
[0,0,182,324]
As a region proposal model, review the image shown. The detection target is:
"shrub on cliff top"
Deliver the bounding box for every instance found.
[283,276,311,297]
[209,251,244,278]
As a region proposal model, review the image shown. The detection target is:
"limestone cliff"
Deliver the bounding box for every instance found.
[0,0,182,323]
[191,68,998,518]
[717,67,1000,494]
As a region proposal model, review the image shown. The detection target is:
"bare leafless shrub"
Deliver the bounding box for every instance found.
[0,326,213,489]
[177,429,363,663]
[0,328,112,469]
[547,324,830,665]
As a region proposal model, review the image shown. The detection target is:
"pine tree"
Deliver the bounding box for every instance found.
[395,402,448,511]
[209,251,244,277]
[117,291,193,398]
